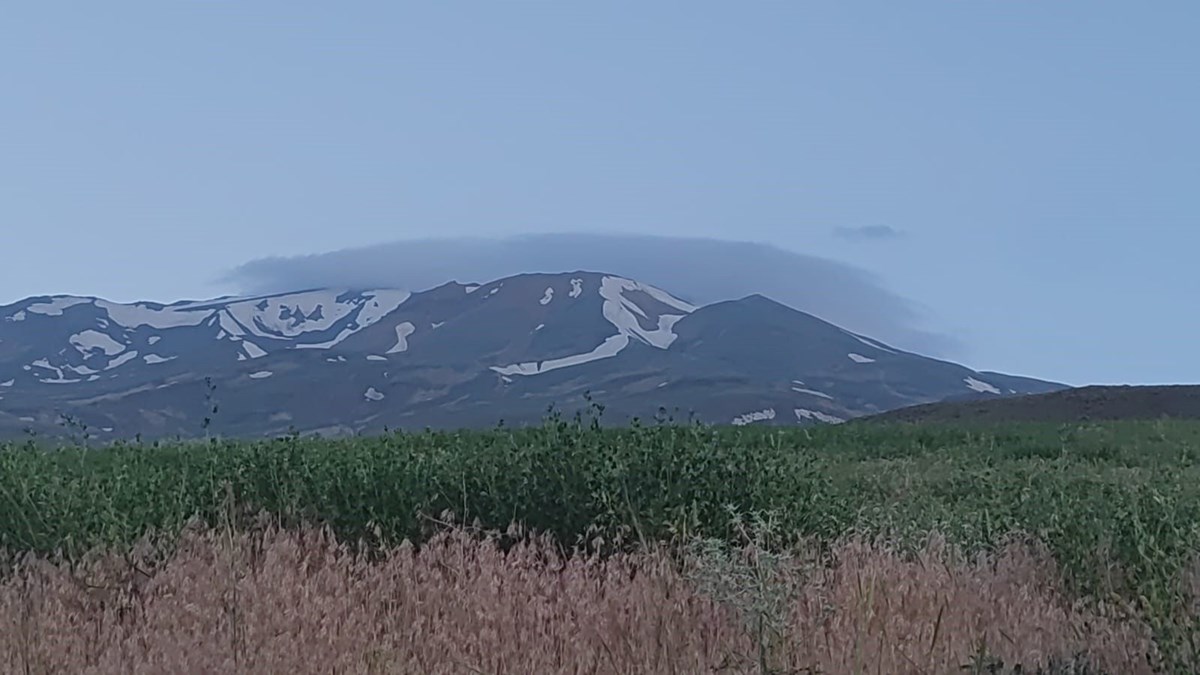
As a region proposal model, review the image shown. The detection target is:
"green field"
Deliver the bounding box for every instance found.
[5,418,1200,591]
[4,417,1200,669]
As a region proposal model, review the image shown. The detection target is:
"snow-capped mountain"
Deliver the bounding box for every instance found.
[0,272,1066,440]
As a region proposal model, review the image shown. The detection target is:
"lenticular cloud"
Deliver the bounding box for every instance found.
[223,233,960,357]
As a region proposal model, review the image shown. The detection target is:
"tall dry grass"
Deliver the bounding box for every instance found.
[0,523,1163,674]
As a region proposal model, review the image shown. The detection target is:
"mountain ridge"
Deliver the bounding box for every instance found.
[0,271,1067,440]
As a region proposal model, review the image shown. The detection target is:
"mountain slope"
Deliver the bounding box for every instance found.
[858,385,1200,425]
[0,271,1066,440]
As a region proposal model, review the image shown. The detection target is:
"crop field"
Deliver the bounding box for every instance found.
[3,417,1200,673]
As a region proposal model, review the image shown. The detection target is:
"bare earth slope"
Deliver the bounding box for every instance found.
[860,385,1200,425]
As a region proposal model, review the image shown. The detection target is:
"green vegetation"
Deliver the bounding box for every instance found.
[4,415,1200,668]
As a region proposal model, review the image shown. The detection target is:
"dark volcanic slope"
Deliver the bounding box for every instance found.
[860,385,1200,424]
[0,271,1065,439]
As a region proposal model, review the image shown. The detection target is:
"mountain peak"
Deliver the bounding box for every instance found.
[0,271,1063,439]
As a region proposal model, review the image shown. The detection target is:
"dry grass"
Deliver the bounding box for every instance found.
[0,524,1162,674]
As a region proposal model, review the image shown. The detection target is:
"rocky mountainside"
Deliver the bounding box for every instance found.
[0,271,1066,440]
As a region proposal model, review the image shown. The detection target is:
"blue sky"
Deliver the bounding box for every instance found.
[2,2,1196,386]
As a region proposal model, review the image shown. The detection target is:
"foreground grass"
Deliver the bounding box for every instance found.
[0,523,1160,674]
[3,417,1200,670]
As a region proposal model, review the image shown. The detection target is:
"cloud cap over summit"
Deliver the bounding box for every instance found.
[224,233,961,357]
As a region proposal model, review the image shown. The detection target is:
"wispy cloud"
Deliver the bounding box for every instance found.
[223,233,960,357]
[832,225,905,240]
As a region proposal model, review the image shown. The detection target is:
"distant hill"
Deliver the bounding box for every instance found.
[0,271,1065,440]
[858,385,1200,425]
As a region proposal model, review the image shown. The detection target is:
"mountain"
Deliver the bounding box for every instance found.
[0,271,1066,440]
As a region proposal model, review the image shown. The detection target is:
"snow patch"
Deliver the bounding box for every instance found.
[488,276,694,377]
[599,277,691,349]
[242,341,267,359]
[31,359,67,381]
[791,386,834,400]
[638,284,698,314]
[297,290,412,350]
[293,328,355,349]
[215,310,246,337]
[431,321,444,329]
[569,278,583,298]
[364,387,385,401]
[492,334,630,376]
[30,360,97,383]
[964,377,1002,395]
[539,287,554,305]
[847,353,876,364]
[25,297,90,316]
[11,291,412,363]
[464,285,480,293]
[0,379,13,387]
[112,289,407,346]
[143,354,176,365]
[222,291,349,338]
[355,290,411,328]
[97,300,209,329]
[845,331,897,354]
[105,351,140,370]
[795,409,845,424]
[386,322,416,354]
[534,323,545,331]
[732,409,776,426]
[248,370,273,379]
[367,355,388,362]
[69,330,126,357]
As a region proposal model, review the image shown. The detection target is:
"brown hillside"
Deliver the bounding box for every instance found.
[860,385,1200,425]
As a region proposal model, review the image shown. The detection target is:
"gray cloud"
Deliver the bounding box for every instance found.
[833,225,905,240]
[222,233,961,357]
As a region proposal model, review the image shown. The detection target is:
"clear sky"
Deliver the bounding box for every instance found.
[2,2,1196,386]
